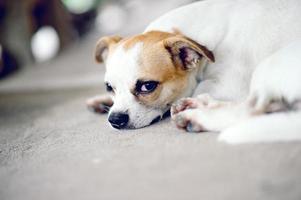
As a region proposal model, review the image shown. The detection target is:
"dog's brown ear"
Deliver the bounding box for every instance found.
[163,36,214,70]
[95,36,122,63]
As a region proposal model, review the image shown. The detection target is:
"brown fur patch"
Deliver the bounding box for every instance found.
[122,31,174,50]
[95,36,122,63]
[123,32,188,107]
[103,31,214,108]
[171,28,215,62]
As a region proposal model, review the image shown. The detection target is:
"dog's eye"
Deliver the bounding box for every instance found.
[136,81,159,94]
[105,82,113,92]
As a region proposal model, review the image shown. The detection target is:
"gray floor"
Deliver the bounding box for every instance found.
[1,1,301,199]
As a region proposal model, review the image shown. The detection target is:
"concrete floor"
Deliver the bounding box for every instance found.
[1,0,301,199]
[1,88,301,200]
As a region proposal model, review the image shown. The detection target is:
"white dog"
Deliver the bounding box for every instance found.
[87,0,301,143]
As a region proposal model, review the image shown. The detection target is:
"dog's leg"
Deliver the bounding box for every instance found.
[86,94,113,113]
[219,41,301,144]
[171,94,228,115]
[171,94,251,132]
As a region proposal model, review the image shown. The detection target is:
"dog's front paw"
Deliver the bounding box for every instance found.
[196,93,225,108]
[86,95,113,113]
[171,94,231,133]
[171,97,200,116]
[247,92,286,114]
[171,93,218,116]
[172,109,205,133]
[170,95,213,132]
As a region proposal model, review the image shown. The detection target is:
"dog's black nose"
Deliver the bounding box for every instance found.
[108,112,129,129]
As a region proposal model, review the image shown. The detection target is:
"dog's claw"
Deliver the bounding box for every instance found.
[186,122,195,133]
[186,122,203,133]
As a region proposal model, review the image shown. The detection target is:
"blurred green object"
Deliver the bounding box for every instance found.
[62,0,103,14]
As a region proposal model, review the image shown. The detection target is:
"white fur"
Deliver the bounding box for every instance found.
[146,0,301,101]
[146,0,301,143]
[104,41,203,129]
[219,41,301,144]
[105,43,164,128]
[219,112,301,144]
[249,41,301,108]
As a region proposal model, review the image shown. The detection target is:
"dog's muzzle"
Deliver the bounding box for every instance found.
[108,112,129,129]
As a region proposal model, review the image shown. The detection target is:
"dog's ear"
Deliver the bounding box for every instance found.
[163,36,214,70]
[95,36,122,63]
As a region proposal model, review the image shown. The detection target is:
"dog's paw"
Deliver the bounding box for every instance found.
[172,109,205,133]
[171,97,200,116]
[196,93,226,108]
[171,93,220,117]
[86,95,113,114]
[247,92,288,114]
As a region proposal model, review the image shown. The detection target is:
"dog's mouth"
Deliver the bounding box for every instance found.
[111,109,171,130]
[150,115,161,125]
[150,109,171,125]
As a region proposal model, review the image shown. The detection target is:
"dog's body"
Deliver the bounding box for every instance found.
[146,0,301,101]
[88,0,301,143]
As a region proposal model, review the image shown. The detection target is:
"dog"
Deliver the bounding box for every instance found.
[87,0,301,143]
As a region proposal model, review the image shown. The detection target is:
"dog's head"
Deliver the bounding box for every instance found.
[95,31,214,129]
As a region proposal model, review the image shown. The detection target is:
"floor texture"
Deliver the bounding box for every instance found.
[1,0,301,199]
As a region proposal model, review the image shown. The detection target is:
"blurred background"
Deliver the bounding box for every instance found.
[0,0,194,91]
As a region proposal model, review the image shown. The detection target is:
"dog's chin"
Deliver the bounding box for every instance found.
[122,118,160,130]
